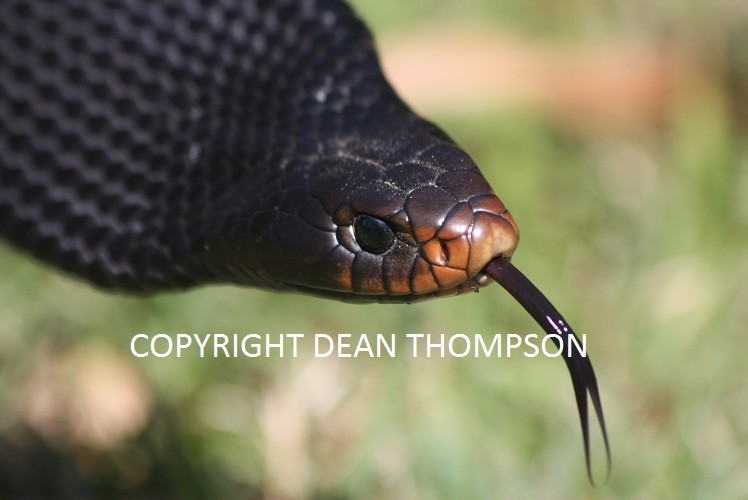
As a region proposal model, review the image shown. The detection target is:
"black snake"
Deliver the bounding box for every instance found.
[0,0,610,480]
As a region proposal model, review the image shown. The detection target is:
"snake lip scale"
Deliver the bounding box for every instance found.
[0,0,610,482]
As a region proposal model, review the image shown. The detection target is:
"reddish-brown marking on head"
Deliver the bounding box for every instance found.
[405,187,519,295]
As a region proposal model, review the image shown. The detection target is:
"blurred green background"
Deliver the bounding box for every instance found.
[1,0,747,498]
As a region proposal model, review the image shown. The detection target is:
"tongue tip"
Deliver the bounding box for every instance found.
[484,257,612,485]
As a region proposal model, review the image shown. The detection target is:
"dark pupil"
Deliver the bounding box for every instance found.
[353,215,395,254]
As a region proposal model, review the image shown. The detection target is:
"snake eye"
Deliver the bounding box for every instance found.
[353,215,395,254]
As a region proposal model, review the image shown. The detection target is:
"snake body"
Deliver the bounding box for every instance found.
[0,0,518,303]
[0,0,609,480]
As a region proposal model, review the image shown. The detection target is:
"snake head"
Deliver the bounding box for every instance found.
[227,141,519,303]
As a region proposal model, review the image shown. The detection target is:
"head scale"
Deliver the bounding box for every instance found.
[218,136,519,303]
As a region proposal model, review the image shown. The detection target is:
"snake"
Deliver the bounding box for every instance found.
[0,0,610,481]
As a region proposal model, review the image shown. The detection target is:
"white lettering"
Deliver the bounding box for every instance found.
[242,334,261,357]
[354,334,373,357]
[407,333,424,357]
[505,333,522,357]
[176,334,192,357]
[131,334,148,358]
[214,334,230,357]
[377,334,396,357]
[194,334,210,357]
[567,334,586,357]
[475,334,501,357]
[151,334,172,358]
[524,334,539,357]
[426,334,445,358]
[449,334,470,357]
[287,334,303,358]
[542,334,563,357]
[315,334,334,357]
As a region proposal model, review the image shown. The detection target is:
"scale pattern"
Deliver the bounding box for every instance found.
[0,0,516,301]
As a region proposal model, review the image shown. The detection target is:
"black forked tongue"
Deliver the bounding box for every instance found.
[484,258,611,485]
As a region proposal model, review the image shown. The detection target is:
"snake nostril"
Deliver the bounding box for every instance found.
[439,240,450,262]
[420,238,448,266]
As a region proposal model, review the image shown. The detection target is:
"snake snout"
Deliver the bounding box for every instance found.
[465,209,518,274]
[465,194,519,273]
[411,191,519,293]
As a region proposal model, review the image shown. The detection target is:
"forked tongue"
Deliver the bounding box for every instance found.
[484,257,611,484]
